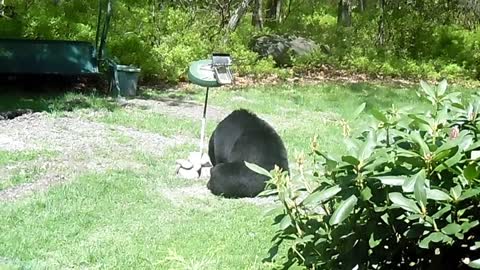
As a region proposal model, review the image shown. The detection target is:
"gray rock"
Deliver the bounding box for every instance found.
[250,34,319,66]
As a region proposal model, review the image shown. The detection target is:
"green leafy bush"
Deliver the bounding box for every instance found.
[3,1,480,82]
[261,80,480,269]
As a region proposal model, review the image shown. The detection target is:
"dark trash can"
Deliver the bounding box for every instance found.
[109,63,141,97]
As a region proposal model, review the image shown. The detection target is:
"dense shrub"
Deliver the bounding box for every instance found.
[257,80,480,269]
[1,1,479,82]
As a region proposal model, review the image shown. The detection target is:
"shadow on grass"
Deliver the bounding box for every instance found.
[0,74,118,114]
[137,86,206,108]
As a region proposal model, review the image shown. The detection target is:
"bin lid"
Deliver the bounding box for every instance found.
[188,59,220,88]
[116,64,141,73]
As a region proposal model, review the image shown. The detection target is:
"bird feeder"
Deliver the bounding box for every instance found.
[176,53,234,179]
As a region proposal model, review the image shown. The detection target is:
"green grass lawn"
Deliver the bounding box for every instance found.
[0,150,58,191]
[0,81,476,269]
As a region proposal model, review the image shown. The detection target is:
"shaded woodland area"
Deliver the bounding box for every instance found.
[1,0,480,82]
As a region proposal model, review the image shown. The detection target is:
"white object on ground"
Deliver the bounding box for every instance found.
[176,159,193,170]
[178,167,200,179]
[176,151,213,180]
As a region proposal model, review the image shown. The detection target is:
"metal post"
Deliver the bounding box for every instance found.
[199,86,210,154]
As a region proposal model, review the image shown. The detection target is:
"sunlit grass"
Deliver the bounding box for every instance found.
[1,81,477,269]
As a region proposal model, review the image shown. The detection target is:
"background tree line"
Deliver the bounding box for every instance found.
[1,0,479,82]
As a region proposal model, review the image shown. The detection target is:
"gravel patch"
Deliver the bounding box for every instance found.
[0,95,293,203]
[0,112,183,201]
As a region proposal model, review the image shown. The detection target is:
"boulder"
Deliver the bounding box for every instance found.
[250,34,319,66]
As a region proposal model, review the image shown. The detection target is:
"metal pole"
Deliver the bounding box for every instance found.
[199,86,209,154]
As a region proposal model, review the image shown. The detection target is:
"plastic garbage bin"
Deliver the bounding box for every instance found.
[109,63,141,97]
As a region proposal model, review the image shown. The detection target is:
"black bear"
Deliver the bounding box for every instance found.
[207,109,289,198]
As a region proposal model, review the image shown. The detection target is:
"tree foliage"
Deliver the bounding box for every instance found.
[0,0,479,82]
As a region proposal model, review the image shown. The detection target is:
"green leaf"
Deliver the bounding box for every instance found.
[263,206,283,217]
[458,188,480,201]
[342,155,360,166]
[426,188,451,201]
[380,213,389,225]
[329,195,358,226]
[403,170,425,193]
[419,232,450,249]
[434,149,463,172]
[344,138,359,156]
[408,114,431,126]
[418,235,432,249]
[369,232,381,248]
[441,223,461,235]
[451,185,463,201]
[371,108,389,123]
[465,141,480,152]
[437,79,448,96]
[358,131,376,162]
[433,144,458,162]
[302,185,341,206]
[413,169,427,212]
[472,150,480,160]
[396,148,421,158]
[376,176,406,186]
[389,192,422,214]
[315,238,328,245]
[461,221,479,233]
[353,102,366,119]
[245,161,271,178]
[459,133,474,151]
[468,258,480,269]
[464,164,480,181]
[432,205,451,219]
[279,214,292,230]
[420,80,435,99]
[318,152,339,170]
[410,131,430,157]
[361,186,372,201]
[436,106,449,125]
[444,92,461,103]
[405,224,426,239]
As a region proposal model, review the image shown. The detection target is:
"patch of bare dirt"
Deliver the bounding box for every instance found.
[0,112,184,201]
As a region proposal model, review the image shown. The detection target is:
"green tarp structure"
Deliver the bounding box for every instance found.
[0,0,112,76]
[0,39,98,75]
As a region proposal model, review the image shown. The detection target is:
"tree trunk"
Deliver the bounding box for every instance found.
[216,0,232,29]
[267,0,282,23]
[252,0,264,29]
[337,0,352,27]
[376,0,386,46]
[358,0,366,12]
[227,0,252,32]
